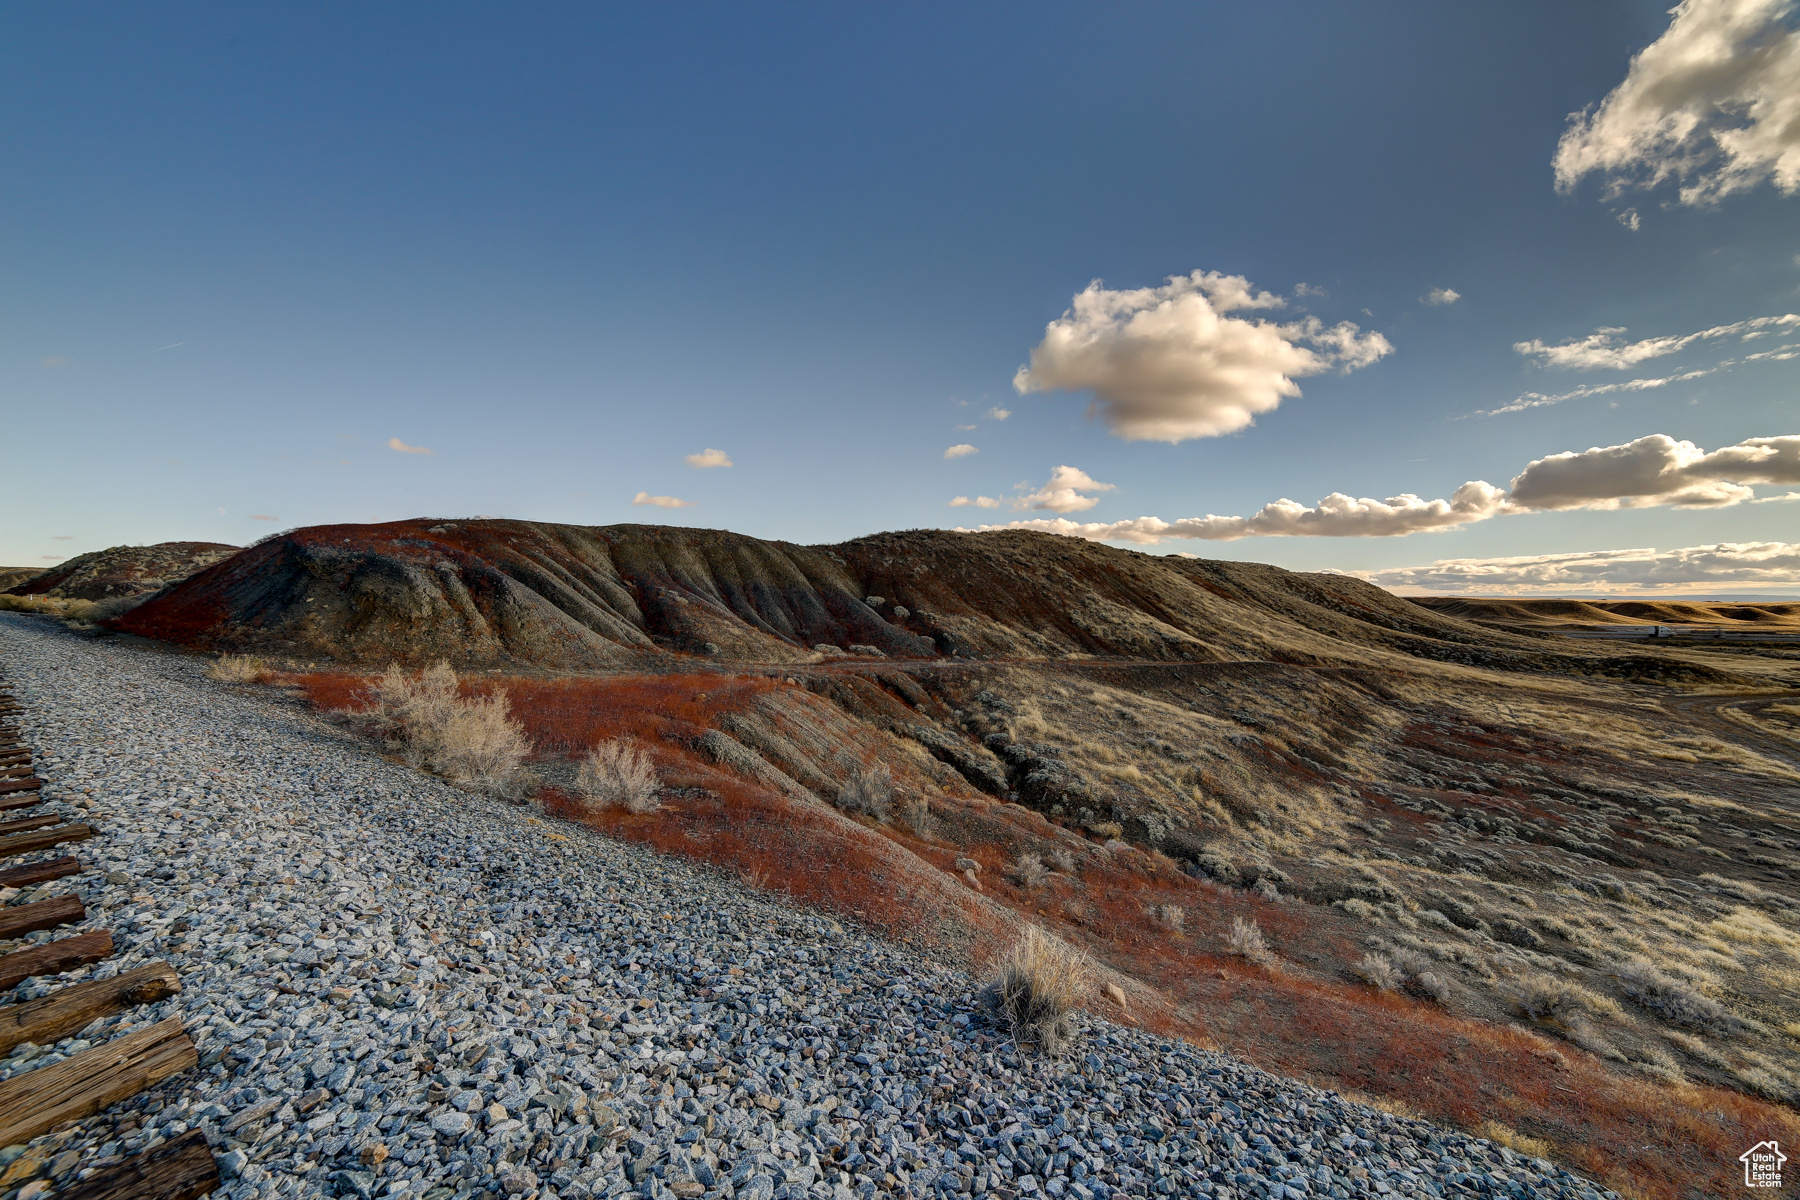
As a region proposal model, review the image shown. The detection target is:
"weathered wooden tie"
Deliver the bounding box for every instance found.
[0,793,48,813]
[0,962,180,1058]
[0,1017,197,1147]
[0,823,94,856]
[0,931,114,991]
[0,857,83,888]
[0,814,63,838]
[57,1128,220,1200]
[0,894,84,942]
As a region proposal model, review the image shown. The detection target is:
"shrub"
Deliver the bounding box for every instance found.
[979,925,1093,1056]
[1152,904,1186,933]
[1226,916,1275,967]
[1045,846,1077,875]
[1010,853,1049,889]
[574,739,661,814]
[896,791,930,836]
[835,763,893,820]
[361,662,531,795]
[1612,960,1749,1035]
[1477,1120,1553,1161]
[207,654,270,684]
[1357,952,1405,992]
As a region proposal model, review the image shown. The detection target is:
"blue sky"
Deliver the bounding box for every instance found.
[6,2,1798,593]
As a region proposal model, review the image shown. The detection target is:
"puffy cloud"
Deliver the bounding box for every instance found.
[949,495,1001,508]
[1509,433,1800,509]
[1014,465,1116,513]
[1367,541,1800,594]
[388,438,433,455]
[1555,0,1800,205]
[944,444,979,459]
[685,448,733,469]
[633,492,693,508]
[1422,287,1461,306]
[986,407,1011,421]
[980,482,1507,545]
[1012,271,1392,443]
[958,432,1800,546]
[1515,314,1799,369]
[1293,283,1328,299]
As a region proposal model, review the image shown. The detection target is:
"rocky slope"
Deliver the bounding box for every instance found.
[0,616,1623,1200]
[6,542,239,602]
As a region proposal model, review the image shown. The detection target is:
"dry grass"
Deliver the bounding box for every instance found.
[573,739,660,814]
[206,654,270,684]
[835,762,894,820]
[1476,1120,1554,1161]
[980,925,1094,1056]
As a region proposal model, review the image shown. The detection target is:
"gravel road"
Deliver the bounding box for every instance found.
[0,615,1618,1200]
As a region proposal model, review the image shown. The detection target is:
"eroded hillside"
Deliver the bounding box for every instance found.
[93,518,1800,1198]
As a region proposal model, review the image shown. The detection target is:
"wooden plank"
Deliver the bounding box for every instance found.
[0,895,83,941]
[0,815,61,837]
[0,779,44,797]
[0,930,114,991]
[0,1017,196,1148]
[0,793,46,813]
[0,962,181,1057]
[0,858,82,889]
[0,766,34,780]
[0,823,92,857]
[56,1128,218,1200]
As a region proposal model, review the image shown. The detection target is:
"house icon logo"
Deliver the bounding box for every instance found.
[1741,1141,1786,1188]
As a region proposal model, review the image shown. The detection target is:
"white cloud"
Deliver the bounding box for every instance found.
[957,432,1800,545]
[1293,283,1328,299]
[388,437,433,455]
[633,492,693,508]
[944,444,979,459]
[1617,207,1642,231]
[1014,465,1117,513]
[1011,271,1392,443]
[685,448,733,469]
[1515,314,1799,369]
[986,407,1011,421]
[979,482,1507,544]
[1422,287,1460,306]
[1367,541,1800,594]
[1509,433,1800,509]
[1474,367,1721,417]
[949,495,1001,508]
[1555,0,1800,205]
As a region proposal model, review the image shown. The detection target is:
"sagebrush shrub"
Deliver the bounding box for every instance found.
[1613,960,1748,1035]
[1358,952,1405,992]
[361,662,531,795]
[1226,916,1275,967]
[980,925,1093,1056]
[835,763,893,820]
[575,739,661,814]
[1010,853,1049,889]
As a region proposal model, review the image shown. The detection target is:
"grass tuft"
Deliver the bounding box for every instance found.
[574,738,661,814]
[980,925,1094,1057]
[207,654,270,684]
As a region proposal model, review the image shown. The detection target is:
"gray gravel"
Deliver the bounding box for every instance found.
[0,615,1617,1200]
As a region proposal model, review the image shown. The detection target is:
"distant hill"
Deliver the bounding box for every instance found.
[6,542,241,602]
[110,518,1573,671]
[1411,595,1800,630]
[0,568,44,593]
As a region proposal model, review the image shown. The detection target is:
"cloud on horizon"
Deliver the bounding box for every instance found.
[1366,540,1800,593]
[1554,0,1800,206]
[633,491,693,508]
[1011,271,1391,443]
[685,448,733,469]
[949,495,1001,508]
[387,437,433,455]
[963,433,1799,544]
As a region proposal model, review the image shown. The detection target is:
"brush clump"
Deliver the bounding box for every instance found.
[980,925,1093,1057]
[207,653,271,684]
[574,738,661,814]
[364,661,531,796]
